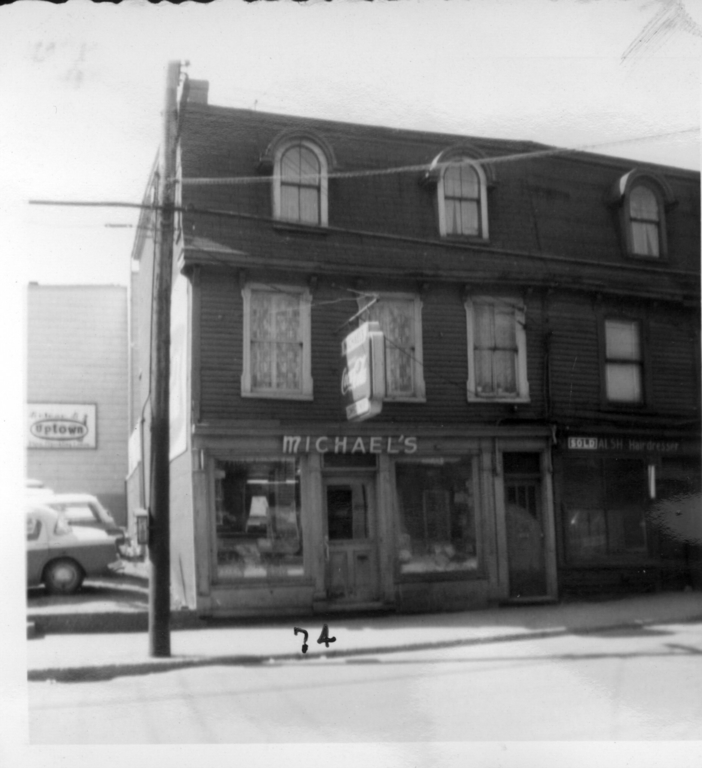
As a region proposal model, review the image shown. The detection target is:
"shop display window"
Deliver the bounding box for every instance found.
[395,458,478,574]
[214,459,304,580]
[563,457,649,562]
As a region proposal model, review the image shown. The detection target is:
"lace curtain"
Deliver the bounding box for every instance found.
[251,291,302,391]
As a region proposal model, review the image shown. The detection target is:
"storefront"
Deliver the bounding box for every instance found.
[184,427,558,617]
[555,431,701,594]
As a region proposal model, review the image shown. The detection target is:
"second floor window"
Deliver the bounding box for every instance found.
[604,319,643,404]
[362,295,426,400]
[275,143,328,226]
[241,285,313,400]
[629,186,661,257]
[465,297,529,402]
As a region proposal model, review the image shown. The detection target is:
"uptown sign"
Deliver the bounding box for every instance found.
[27,403,97,449]
[341,321,385,422]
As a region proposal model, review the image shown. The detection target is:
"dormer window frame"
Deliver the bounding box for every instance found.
[608,169,676,262]
[423,146,494,242]
[259,129,336,230]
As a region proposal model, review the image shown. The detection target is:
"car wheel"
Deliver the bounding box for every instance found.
[44,558,85,595]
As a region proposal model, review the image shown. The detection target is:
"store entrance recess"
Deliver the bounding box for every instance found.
[504,453,547,598]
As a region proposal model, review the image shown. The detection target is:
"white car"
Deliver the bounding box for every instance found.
[26,504,120,594]
[41,493,127,549]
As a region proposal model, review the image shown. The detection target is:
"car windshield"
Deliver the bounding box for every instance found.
[50,502,97,523]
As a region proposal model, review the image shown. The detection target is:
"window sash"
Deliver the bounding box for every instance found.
[279,145,321,224]
[366,299,418,396]
[629,186,661,257]
[249,291,305,394]
[605,319,643,403]
[444,165,481,236]
[473,303,518,395]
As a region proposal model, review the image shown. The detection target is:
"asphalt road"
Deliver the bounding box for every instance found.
[29,621,702,743]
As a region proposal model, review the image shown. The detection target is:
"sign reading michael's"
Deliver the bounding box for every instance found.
[341,321,385,421]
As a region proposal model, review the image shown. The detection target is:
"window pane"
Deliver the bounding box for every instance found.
[494,306,516,349]
[630,186,659,221]
[299,187,319,224]
[274,342,302,390]
[281,147,301,179]
[369,299,416,395]
[474,349,493,393]
[396,459,478,573]
[445,199,460,235]
[298,146,320,182]
[215,460,303,580]
[459,166,479,199]
[605,320,640,360]
[459,200,479,235]
[606,362,642,402]
[493,350,517,393]
[444,166,462,197]
[250,292,303,392]
[280,185,299,221]
[473,303,494,348]
[632,222,660,257]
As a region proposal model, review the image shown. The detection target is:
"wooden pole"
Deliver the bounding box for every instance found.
[148,61,180,658]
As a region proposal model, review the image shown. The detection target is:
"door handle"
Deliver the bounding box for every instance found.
[324,535,329,562]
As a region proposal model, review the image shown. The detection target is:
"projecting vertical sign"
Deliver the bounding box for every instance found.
[341,321,385,421]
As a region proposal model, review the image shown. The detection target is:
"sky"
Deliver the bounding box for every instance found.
[1,0,700,290]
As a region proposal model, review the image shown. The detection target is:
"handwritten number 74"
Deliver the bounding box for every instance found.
[293,624,336,654]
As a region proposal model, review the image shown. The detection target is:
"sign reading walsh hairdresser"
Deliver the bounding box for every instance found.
[27,404,97,449]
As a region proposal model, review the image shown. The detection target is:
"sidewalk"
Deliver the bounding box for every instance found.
[27,586,702,683]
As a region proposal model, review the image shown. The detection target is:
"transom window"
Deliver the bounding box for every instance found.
[274,141,328,226]
[604,319,643,404]
[629,186,660,257]
[241,285,313,400]
[361,294,426,400]
[465,297,529,402]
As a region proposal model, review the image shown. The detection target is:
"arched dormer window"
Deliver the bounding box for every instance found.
[424,146,493,240]
[259,129,335,228]
[608,170,676,260]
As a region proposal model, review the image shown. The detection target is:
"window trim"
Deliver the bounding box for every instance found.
[601,315,647,408]
[608,170,676,262]
[272,139,329,227]
[437,159,489,240]
[358,292,426,402]
[241,283,313,401]
[465,296,529,403]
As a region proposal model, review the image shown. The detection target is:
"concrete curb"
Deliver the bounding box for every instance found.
[27,613,702,684]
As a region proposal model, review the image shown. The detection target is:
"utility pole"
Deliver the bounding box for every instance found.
[148,60,180,657]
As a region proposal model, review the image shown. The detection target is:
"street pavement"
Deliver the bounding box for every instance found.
[26,574,702,682]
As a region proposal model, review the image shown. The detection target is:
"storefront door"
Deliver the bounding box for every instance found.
[323,475,380,604]
[505,478,548,597]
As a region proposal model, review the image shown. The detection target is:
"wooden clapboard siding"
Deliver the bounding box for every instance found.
[547,294,601,414]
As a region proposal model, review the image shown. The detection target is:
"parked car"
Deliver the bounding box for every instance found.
[26,504,120,594]
[41,493,127,550]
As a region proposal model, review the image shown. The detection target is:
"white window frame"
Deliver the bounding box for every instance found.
[273,140,329,227]
[465,297,529,403]
[437,159,489,240]
[359,292,426,402]
[241,284,313,400]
